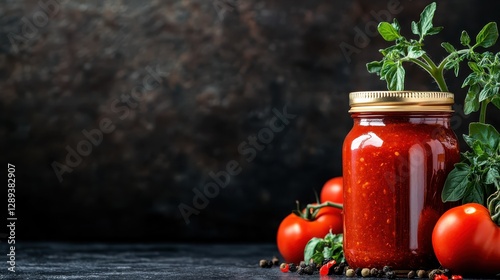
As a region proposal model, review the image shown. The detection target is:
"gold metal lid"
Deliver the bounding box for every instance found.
[349,91,454,113]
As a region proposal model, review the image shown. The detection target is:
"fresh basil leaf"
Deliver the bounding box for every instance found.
[472,140,485,156]
[304,238,324,263]
[323,246,333,259]
[378,22,401,41]
[442,163,471,202]
[311,252,324,265]
[486,167,499,185]
[462,180,485,205]
[469,123,500,152]
[460,30,471,46]
[329,234,343,244]
[441,42,456,53]
[475,22,499,48]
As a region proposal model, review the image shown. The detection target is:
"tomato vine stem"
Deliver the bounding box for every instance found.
[487,190,500,226]
[293,201,343,221]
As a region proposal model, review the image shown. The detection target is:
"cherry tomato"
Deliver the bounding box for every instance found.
[432,203,500,276]
[320,177,344,215]
[277,206,342,264]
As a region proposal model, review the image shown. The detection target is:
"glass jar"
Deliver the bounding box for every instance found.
[342,91,460,269]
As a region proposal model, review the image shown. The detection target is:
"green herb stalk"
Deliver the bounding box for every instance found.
[367,2,500,222]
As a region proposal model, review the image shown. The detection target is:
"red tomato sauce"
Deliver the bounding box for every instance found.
[342,113,460,269]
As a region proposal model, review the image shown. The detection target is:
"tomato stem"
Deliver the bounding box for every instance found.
[293,201,344,221]
[487,190,500,226]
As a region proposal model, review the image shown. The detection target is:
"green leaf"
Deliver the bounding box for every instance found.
[462,73,478,87]
[468,62,480,72]
[475,22,499,48]
[411,21,419,36]
[462,181,485,204]
[391,19,401,33]
[442,163,471,202]
[378,22,401,41]
[417,2,437,37]
[486,167,499,185]
[469,122,500,152]
[304,237,324,263]
[322,246,333,260]
[478,84,495,102]
[472,140,485,156]
[441,42,456,53]
[454,62,460,77]
[381,60,405,90]
[491,95,500,110]
[464,85,480,114]
[407,46,425,59]
[426,26,443,35]
[460,30,471,46]
[367,61,383,74]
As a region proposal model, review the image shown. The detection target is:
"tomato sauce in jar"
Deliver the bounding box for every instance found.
[342,91,460,269]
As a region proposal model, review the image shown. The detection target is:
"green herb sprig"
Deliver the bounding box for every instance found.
[366,2,500,217]
[303,231,344,266]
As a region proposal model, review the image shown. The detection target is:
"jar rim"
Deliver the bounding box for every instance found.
[349,91,454,113]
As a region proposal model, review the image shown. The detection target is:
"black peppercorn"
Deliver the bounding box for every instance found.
[259,259,268,268]
[288,263,297,272]
[334,265,344,275]
[386,271,396,279]
[355,267,363,276]
[272,256,280,266]
[299,261,307,268]
[304,265,315,275]
[383,266,392,273]
[408,270,416,279]
[308,259,317,270]
[297,267,305,275]
[370,268,379,277]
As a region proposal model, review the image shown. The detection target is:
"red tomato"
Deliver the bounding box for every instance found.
[277,206,343,264]
[432,203,500,276]
[320,177,344,215]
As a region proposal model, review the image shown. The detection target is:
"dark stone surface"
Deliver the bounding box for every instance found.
[3,242,284,279]
[1,0,499,243]
[1,243,497,279]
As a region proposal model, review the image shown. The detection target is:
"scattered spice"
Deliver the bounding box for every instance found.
[346,268,356,277]
[417,270,428,278]
[361,268,371,277]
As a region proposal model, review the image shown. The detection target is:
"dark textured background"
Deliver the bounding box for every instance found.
[1,0,499,242]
